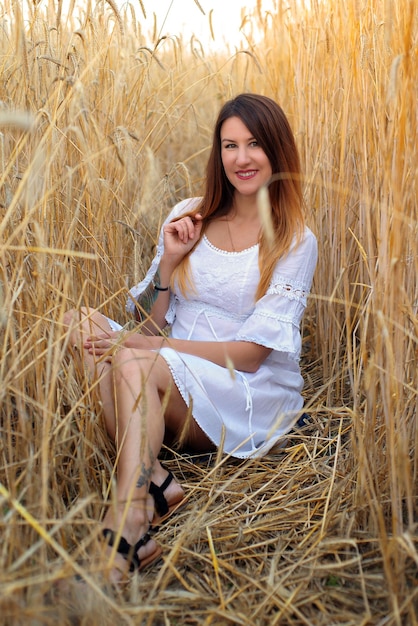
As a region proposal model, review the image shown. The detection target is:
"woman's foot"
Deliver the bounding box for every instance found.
[149,464,186,526]
[101,501,161,584]
[55,499,161,598]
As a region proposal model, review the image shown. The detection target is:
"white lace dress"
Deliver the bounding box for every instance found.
[119,198,318,458]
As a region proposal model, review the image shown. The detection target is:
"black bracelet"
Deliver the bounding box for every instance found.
[153,283,169,292]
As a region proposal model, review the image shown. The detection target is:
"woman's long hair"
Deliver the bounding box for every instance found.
[172,93,305,300]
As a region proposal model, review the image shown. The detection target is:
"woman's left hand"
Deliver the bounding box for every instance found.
[84,331,164,361]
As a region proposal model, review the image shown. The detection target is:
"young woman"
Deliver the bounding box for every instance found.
[64,93,318,582]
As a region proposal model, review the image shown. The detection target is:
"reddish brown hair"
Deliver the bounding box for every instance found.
[173,93,305,300]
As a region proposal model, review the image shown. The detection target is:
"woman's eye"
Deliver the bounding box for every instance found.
[223,141,258,149]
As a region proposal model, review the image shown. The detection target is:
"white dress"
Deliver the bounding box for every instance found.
[119,198,318,458]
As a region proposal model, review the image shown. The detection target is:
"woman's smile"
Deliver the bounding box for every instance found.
[236,169,258,179]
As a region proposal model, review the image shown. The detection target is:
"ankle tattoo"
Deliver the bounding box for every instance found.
[135,462,153,489]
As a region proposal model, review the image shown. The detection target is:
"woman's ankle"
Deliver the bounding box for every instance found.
[102,499,152,541]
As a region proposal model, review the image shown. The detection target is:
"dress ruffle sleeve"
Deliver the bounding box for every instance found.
[235,227,318,358]
[126,198,202,323]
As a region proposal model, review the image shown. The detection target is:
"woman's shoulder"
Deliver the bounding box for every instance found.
[282,225,317,257]
[293,225,318,255]
[302,225,317,244]
[272,225,318,279]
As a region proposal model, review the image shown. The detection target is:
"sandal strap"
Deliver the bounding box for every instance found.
[149,471,174,516]
[102,528,151,572]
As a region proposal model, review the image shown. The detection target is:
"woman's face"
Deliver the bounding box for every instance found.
[220,116,272,200]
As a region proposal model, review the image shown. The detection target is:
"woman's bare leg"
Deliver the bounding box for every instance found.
[63,307,117,436]
[63,310,214,579]
[63,308,187,497]
[100,347,199,579]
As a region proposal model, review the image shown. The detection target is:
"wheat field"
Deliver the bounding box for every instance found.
[0,0,416,624]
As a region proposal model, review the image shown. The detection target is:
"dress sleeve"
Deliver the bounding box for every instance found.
[126,198,202,323]
[235,227,318,358]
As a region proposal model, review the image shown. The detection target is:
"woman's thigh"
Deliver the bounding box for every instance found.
[118,350,214,453]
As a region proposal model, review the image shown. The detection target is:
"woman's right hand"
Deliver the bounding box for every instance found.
[162,213,203,265]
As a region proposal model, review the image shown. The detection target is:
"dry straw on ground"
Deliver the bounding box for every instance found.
[0,0,416,624]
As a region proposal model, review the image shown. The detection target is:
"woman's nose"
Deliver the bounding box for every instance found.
[235,146,250,165]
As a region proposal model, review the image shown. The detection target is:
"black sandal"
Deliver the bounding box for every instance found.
[102,528,161,572]
[149,470,185,526]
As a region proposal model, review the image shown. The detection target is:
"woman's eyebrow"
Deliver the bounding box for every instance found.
[221,135,256,143]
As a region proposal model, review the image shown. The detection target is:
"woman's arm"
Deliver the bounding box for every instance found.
[138,214,203,335]
[164,337,272,373]
[84,333,272,373]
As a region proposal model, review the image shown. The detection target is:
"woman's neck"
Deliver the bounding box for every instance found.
[229,195,260,224]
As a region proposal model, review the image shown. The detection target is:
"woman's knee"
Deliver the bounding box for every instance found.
[63,308,77,329]
[112,350,170,394]
[63,306,93,328]
[112,348,151,380]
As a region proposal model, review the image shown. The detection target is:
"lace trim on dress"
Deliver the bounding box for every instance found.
[203,235,259,255]
[126,247,162,314]
[237,333,300,361]
[162,355,190,408]
[267,276,309,302]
